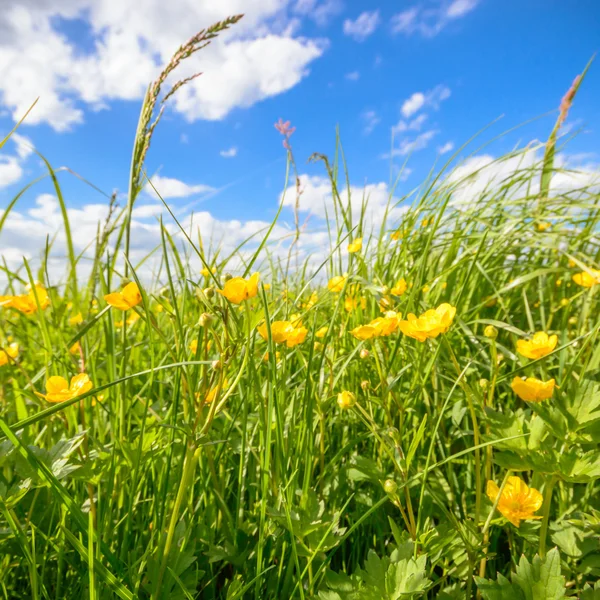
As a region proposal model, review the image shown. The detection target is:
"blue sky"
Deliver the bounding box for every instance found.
[0,0,599,274]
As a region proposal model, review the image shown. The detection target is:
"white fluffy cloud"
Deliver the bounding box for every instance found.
[0,0,327,131]
[401,85,450,118]
[362,110,380,135]
[0,133,35,189]
[391,0,479,37]
[147,175,214,199]
[438,141,455,155]
[345,71,360,81]
[220,147,238,158]
[294,0,342,26]
[343,10,380,42]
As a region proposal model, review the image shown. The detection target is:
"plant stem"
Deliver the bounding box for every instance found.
[539,476,556,558]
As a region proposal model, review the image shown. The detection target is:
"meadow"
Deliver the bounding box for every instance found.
[1,16,600,600]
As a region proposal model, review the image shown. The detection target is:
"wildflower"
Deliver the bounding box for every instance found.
[572,269,600,288]
[484,325,498,339]
[379,295,393,312]
[360,380,370,391]
[391,278,407,297]
[555,279,562,287]
[69,312,83,326]
[337,390,356,409]
[217,273,260,304]
[486,476,543,527]
[536,221,551,232]
[104,282,142,311]
[359,348,370,359]
[390,230,403,241]
[263,351,281,363]
[315,326,328,338]
[0,343,19,366]
[371,312,400,336]
[0,284,50,315]
[304,291,318,309]
[314,341,324,351]
[36,374,93,403]
[398,303,456,342]
[344,295,367,312]
[351,324,379,340]
[560,298,569,307]
[286,326,308,348]
[274,118,296,149]
[422,285,430,293]
[201,266,216,277]
[511,377,555,402]
[441,282,447,289]
[263,283,271,291]
[204,379,228,405]
[328,276,347,293]
[348,237,362,253]
[516,332,557,359]
[257,321,294,344]
[69,342,80,355]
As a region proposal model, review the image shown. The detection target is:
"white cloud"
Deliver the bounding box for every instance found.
[0,1,327,131]
[294,0,342,26]
[0,156,23,189]
[391,0,479,37]
[147,175,215,199]
[0,132,36,189]
[438,141,455,155]
[281,174,406,231]
[345,71,360,81]
[401,85,450,118]
[220,146,238,158]
[343,10,380,42]
[390,130,439,157]
[393,113,428,135]
[362,110,380,135]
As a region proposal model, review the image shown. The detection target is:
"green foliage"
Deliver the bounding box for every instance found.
[475,548,566,600]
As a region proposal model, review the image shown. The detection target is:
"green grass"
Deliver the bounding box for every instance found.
[0,19,599,600]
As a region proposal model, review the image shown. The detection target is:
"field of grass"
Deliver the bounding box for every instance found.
[1,18,600,600]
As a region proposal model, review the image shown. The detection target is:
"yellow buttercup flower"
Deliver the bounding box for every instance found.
[379,295,393,312]
[201,266,216,277]
[511,377,555,402]
[536,221,551,232]
[351,324,379,340]
[315,326,328,338]
[304,291,318,309]
[257,321,295,344]
[391,278,407,297]
[69,312,83,326]
[36,374,93,403]
[390,230,403,241]
[398,303,456,342]
[516,332,557,359]
[572,269,600,288]
[337,390,356,409]
[69,342,80,355]
[203,379,229,405]
[286,326,308,348]
[371,313,400,336]
[105,282,142,311]
[0,284,50,315]
[348,237,362,253]
[0,343,19,366]
[217,273,260,304]
[486,476,543,528]
[328,276,347,293]
[344,296,367,312]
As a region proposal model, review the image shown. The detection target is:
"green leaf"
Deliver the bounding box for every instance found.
[476,549,567,600]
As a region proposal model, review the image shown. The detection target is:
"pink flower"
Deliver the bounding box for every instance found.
[275,118,296,149]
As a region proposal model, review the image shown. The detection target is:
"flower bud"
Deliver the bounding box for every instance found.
[381,286,390,295]
[224,273,233,282]
[359,348,370,359]
[199,312,213,327]
[483,325,498,340]
[479,378,489,391]
[560,298,569,307]
[211,360,222,371]
[383,479,397,494]
[360,380,370,391]
[204,287,215,299]
[314,342,324,352]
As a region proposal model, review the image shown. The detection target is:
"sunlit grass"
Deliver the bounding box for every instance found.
[0,18,599,600]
